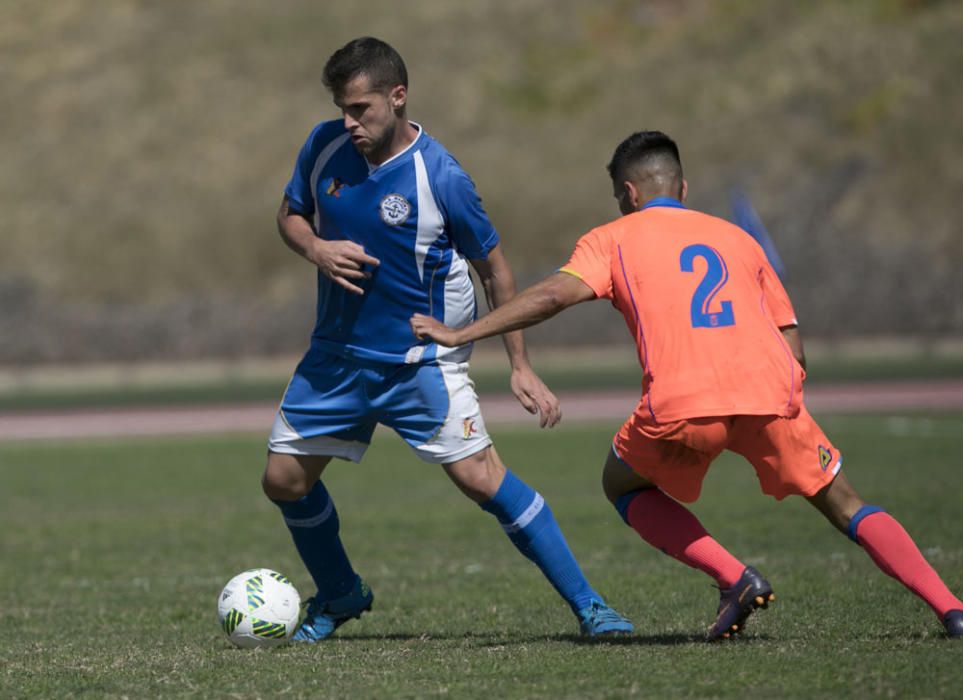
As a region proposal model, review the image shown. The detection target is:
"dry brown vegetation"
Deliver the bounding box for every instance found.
[1,0,961,361]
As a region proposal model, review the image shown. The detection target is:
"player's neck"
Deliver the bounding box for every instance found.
[640,190,677,203]
[367,120,419,167]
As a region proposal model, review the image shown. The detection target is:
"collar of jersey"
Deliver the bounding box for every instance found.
[366,122,424,174]
[639,196,685,210]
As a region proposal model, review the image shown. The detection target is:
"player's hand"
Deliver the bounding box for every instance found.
[409,314,462,347]
[311,240,380,295]
[510,365,562,429]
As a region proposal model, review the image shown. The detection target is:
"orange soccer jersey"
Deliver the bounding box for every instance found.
[561,199,804,424]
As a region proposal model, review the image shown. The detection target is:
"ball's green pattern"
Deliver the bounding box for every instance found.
[221,608,244,635]
[267,571,292,585]
[245,575,265,610]
[251,619,288,639]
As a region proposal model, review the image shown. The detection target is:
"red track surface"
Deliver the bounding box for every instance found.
[1,380,962,442]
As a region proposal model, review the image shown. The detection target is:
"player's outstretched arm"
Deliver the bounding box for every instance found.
[465,245,564,427]
[276,196,380,295]
[410,270,595,346]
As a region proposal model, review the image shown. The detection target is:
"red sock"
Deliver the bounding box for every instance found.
[855,511,963,618]
[625,490,746,588]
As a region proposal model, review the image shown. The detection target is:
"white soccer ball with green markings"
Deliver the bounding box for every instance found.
[217,568,301,648]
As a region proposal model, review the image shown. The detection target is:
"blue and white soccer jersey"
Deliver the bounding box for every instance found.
[283,120,495,365]
[269,121,497,463]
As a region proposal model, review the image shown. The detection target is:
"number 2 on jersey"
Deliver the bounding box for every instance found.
[680,244,735,328]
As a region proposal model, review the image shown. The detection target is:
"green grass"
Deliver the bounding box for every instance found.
[2,414,962,698]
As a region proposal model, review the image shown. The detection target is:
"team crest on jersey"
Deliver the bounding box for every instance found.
[380,193,411,226]
[463,418,478,439]
[818,445,833,471]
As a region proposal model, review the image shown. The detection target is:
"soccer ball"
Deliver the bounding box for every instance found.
[217,568,301,648]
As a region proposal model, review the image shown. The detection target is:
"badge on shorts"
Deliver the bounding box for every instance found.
[380,193,410,226]
[818,445,833,471]
[463,418,478,439]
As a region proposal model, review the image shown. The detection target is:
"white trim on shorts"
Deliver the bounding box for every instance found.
[266,361,493,465]
[830,456,843,477]
[409,361,492,464]
[267,410,368,462]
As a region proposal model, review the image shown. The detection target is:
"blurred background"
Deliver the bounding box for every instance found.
[1,0,961,389]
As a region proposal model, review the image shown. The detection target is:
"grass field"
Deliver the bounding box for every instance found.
[2,414,962,698]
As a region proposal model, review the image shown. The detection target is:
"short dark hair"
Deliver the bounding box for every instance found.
[607,130,682,185]
[322,37,408,97]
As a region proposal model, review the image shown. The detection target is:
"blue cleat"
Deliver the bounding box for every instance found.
[292,576,373,643]
[944,610,963,639]
[706,565,774,641]
[578,600,634,637]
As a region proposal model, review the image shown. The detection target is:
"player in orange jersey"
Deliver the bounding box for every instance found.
[410,130,963,641]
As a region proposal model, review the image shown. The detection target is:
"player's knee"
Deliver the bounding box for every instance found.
[601,454,622,503]
[261,471,295,502]
[445,447,506,503]
[601,469,622,505]
[601,447,653,505]
[261,460,311,502]
[808,471,866,535]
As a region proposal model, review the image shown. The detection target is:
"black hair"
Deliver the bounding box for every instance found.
[607,130,682,185]
[322,37,408,96]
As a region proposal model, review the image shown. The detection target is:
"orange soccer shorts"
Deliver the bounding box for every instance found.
[612,404,841,503]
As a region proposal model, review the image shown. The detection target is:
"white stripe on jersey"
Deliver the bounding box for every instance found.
[413,150,445,283]
[309,132,352,233]
[308,132,351,322]
[443,251,473,328]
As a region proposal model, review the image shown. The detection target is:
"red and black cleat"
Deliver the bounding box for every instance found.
[706,566,775,642]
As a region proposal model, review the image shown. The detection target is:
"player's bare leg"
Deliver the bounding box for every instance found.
[262,452,331,501]
[263,452,372,642]
[444,446,633,636]
[602,450,774,641]
[807,471,963,638]
[442,444,506,503]
[804,469,865,533]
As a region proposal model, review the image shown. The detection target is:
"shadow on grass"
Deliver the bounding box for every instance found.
[332,631,779,646]
[554,632,778,646]
[546,632,701,646]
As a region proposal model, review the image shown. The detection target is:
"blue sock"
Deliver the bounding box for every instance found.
[481,469,600,614]
[272,480,356,601]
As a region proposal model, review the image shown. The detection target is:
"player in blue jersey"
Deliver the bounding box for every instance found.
[260,37,632,641]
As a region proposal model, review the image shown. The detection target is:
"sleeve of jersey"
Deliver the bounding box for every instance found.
[760,258,798,327]
[559,228,614,300]
[437,165,499,260]
[283,123,333,218]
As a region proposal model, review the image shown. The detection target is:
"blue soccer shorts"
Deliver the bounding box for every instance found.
[268,347,492,464]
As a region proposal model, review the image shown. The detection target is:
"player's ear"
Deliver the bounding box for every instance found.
[624,180,641,212]
[680,179,688,203]
[390,85,407,111]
